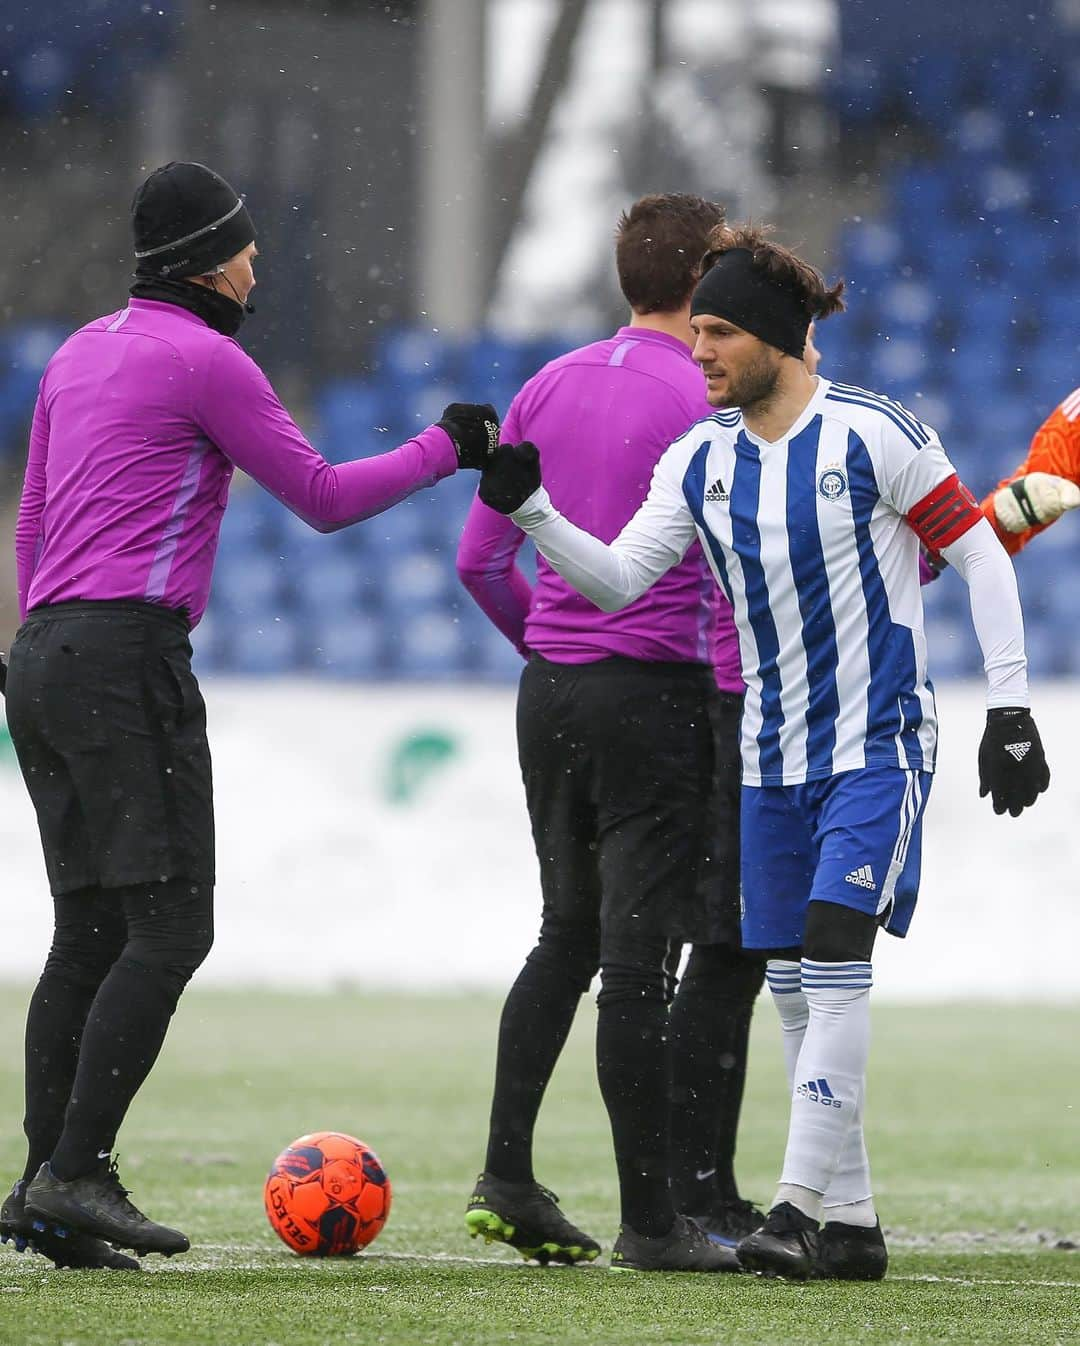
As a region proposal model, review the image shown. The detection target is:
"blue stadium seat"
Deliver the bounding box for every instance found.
[361,498,430,557]
[380,548,452,616]
[211,552,288,619]
[308,615,383,678]
[470,623,527,682]
[376,326,460,384]
[391,611,470,679]
[226,615,303,675]
[220,486,282,551]
[291,553,365,617]
[315,380,392,463]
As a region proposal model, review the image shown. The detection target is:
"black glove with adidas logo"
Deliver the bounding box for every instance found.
[436,402,501,470]
[977,707,1049,817]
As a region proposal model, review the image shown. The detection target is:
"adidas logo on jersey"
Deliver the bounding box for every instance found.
[796,1077,842,1108]
[1005,741,1032,761]
[844,864,876,890]
[704,477,729,502]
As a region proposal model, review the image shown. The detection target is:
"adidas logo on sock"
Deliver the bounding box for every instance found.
[704,477,729,502]
[1005,741,1031,761]
[844,864,876,890]
[796,1077,842,1108]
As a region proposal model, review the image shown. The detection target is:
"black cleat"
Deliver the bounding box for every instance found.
[736,1201,820,1279]
[465,1173,600,1265]
[1,1177,140,1270]
[25,1160,189,1258]
[814,1218,888,1280]
[687,1197,766,1248]
[610,1214,741,1272]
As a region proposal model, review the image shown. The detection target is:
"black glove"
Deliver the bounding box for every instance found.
[978,707,1050,817]
[478,441,542,515]
[436,402,500,470]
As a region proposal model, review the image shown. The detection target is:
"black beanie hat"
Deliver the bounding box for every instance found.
[132,162,255,279]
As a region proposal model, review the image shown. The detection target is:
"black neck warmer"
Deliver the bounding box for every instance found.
[129,274,248,338]
[691,249,809,358]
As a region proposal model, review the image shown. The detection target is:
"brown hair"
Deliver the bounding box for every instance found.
[615,194,727,314]
[699,223,846,320]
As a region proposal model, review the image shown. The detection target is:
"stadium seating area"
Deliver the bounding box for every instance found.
[4,19,1080,681]
[1,1,177,120]
[823,37,1080,678]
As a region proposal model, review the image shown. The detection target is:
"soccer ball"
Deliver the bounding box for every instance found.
[264,1131,392,1256]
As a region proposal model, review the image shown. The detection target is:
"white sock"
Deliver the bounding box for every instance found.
[767,959,876,1222]
[767,962,820,1220]
[778,959,872,1199]
[823,1196,877,1228]
[766,959,808,1089]
[822,1087,876,1220]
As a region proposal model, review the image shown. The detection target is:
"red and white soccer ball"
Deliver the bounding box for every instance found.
[264,1130,392,1256]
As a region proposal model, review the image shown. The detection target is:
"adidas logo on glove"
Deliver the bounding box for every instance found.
[1004,741,1031,761]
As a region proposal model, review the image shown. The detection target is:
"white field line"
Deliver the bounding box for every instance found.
[3,1244,1076,1289]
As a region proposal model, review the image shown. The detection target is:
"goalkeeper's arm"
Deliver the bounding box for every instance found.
[983,399,1080,552]
[992,472,1080,535]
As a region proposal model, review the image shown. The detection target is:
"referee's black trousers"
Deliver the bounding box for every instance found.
[485,656,713,1237]
[7,601,216,1183]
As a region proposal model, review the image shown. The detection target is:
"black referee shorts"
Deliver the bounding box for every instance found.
[6,600,214,896]
[517,654,714,940]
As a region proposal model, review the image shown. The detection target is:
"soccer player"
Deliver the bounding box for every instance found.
[980,389,1080,548]
[457,194,749,1273]
[475,224,1049,1280]
[0,161,499,1268]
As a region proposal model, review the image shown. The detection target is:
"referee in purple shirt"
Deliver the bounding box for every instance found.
[0,162,498,1267]
[457,195,762,1272]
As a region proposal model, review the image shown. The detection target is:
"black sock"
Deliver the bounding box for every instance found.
[484,955,585,1183]
[48,878,213,1182]
[668,944,765,1212]
[22,890,127,1186]
[22,972,102,1185]
[596,996,674,1237]
[49,958,180,1181]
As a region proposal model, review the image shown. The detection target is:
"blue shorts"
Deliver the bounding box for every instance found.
[740,767,932,950]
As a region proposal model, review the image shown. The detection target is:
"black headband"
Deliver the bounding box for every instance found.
[690,249,809,358]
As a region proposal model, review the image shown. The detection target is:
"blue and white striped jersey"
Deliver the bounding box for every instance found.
[633,377,968,785]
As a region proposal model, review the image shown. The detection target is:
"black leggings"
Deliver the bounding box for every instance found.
[23,877,213,1183]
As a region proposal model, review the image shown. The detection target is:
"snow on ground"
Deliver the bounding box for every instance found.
[0,680,1077,1000]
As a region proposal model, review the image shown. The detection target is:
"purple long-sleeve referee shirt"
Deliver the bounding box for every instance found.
[16,298,458,626]
[456,326,743,690]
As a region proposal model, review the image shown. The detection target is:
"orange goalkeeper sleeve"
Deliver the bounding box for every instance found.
[982,387,1080,554]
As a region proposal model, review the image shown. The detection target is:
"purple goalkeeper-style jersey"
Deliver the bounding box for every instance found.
[16,298,458,627]
[456,326,743,690]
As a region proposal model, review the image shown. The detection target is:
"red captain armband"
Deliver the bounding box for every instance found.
[907,473,982,551]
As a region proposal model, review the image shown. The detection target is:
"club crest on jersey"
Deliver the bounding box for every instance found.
[817,465,848,501]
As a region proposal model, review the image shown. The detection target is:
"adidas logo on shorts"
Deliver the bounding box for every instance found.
[844,864,876,890]
[1005,741,1031,761]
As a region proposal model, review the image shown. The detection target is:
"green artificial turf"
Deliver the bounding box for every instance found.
[0,987,1076,1346]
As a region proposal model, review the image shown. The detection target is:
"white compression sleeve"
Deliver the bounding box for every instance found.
[510,461,699,612]
[941,517,1029,708]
